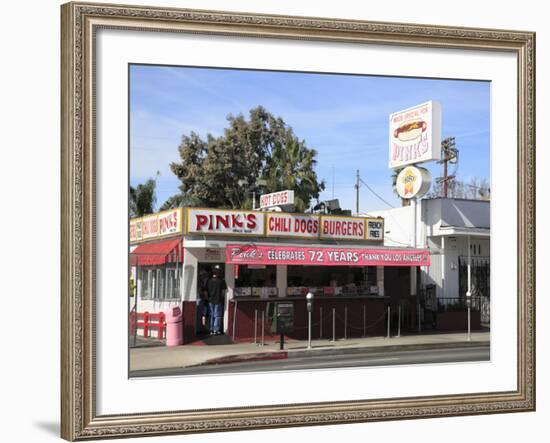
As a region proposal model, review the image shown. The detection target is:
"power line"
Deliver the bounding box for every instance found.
[359,178,395,209]
[354,173,410,241]
[384,235,416,247]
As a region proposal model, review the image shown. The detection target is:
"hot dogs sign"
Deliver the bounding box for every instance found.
[389,101,441,169]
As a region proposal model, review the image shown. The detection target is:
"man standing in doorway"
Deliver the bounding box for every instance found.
[207,269,227,335]
[197,268,210,335]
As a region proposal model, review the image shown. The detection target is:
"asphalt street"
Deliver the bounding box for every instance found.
[130,344,490,377]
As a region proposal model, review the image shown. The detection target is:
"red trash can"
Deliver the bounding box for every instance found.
[165,306,183,346]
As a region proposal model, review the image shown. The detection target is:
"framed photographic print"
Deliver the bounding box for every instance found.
[61,1,535,440]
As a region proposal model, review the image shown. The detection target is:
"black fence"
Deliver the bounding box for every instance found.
[437,296,483,312]
[459,256,490,299]
[436,296,490,324]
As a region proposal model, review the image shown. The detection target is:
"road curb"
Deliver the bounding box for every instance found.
[204,351,288,365]
[198,340,489,367]
[287,340,489,359]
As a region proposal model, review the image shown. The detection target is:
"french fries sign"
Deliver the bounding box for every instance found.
[389,101,441,169]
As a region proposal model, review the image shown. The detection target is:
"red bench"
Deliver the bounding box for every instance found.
[130,311,166,339]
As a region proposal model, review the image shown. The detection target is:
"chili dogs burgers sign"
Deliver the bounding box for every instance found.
[266,213,319,239]
[389,101,441,169]
[320,215,365,241]
[183,208,384,241]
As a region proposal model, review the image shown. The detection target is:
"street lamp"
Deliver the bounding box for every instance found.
[306,292,314,350]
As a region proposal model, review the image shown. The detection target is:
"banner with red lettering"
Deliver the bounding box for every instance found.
[130,208,183,243]
[182,208,385,242]
[186,208,264,236]
[226,244,430,267]
[266,213,319,239]
[319,215,365,241]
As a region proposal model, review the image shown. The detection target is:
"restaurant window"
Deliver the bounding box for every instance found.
[139,266,181,300]
[235,265,277,287]
[234,265,277,297]
[140,268,154,299]
[287,266,378,295]
[287,266,371,286]
[165,268,180,299]
[155,268,165,299]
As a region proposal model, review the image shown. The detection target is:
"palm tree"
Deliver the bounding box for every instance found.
[264,134,325,212]
[129,174,158,217]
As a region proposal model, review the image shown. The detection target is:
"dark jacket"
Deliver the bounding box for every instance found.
[206,277,227,305]
[198,274,209,301]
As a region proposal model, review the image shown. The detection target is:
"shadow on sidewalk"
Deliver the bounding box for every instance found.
[188,334,236,346]
[130,336,166,348]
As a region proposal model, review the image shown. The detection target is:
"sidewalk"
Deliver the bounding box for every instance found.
[130,331,490,372]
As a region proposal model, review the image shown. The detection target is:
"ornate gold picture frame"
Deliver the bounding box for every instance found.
[61,2,535,440]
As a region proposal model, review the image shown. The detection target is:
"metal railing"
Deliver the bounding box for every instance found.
[436,296,484,312]
[248,305,388,345]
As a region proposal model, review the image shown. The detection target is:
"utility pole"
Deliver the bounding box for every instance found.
[443,154,448,197]
[355,169,360,215]
[437,137,458,198]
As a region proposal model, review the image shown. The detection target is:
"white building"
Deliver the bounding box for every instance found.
[368,197,490,306]
[129,207,432,341]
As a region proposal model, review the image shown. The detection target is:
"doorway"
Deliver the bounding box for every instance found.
[196,263,226,335]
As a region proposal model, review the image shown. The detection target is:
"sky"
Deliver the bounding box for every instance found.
[130,64,490,213]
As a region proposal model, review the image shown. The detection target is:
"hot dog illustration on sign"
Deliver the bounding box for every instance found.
[389,100,441,169]
[393,120,428,142]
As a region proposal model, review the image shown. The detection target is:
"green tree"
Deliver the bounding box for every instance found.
[166,106,324,211]
[129,176,158,217]
[264,134,324,212]
[159,193,203,211]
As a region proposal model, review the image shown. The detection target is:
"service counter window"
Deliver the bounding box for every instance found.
[234,265,277,297]
[287,266,378,296]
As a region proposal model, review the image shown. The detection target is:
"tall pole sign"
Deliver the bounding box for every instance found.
[389,101,442,169]
[389,101,441,307]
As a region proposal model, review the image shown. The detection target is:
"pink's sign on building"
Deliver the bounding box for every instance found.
[186,208,265,236]
[130,208,183,243]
